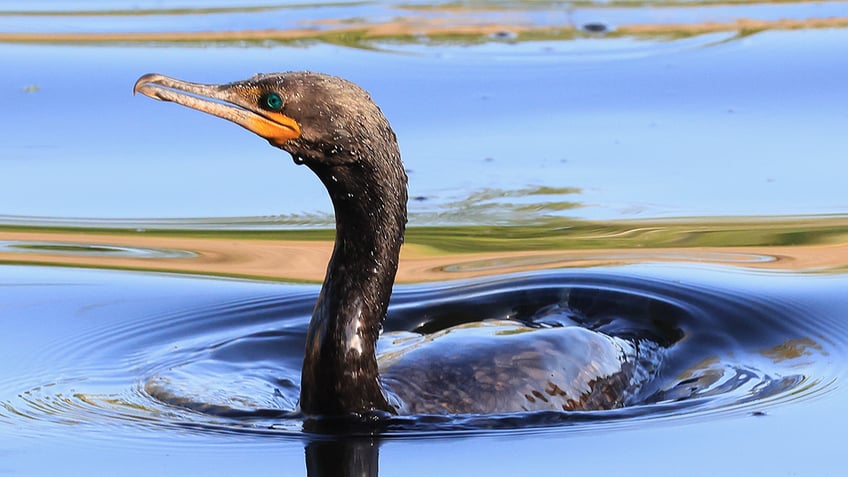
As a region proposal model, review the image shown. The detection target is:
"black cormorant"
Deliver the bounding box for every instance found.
[134,72,660,417]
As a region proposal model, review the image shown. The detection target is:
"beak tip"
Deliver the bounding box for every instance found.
[133,73,165,97]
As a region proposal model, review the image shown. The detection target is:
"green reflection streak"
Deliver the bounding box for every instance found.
[1,216,847,253]
[407,217,848,253]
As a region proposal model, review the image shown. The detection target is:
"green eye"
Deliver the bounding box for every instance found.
[261,92,283,111]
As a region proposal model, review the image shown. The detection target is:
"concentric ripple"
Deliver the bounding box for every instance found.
[0,265,842,438]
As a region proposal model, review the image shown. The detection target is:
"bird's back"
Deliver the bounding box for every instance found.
[379,320,662,415]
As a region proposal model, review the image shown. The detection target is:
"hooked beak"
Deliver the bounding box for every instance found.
[133,73,301,147]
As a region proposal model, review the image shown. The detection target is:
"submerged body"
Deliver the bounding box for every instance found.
[134,71,662,417]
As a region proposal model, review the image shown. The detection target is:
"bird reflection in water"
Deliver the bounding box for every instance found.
[305,436,379,477]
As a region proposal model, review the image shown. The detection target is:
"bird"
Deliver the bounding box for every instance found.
[134,71,662,417]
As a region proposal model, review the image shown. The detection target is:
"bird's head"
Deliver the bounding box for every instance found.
[133,71,398,169]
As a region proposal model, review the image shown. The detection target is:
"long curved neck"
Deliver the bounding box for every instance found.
[299,154,407,416]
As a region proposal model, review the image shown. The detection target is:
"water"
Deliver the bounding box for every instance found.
[1,0,848,475]
[1,264,845,475]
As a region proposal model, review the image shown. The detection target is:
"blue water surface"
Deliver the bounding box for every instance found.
[1,1,847,475]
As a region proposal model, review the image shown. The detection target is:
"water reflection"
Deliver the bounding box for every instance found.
[0,240,196,259]
[760,338,824,364]
[1,216,847,282]
[1,0,847,46]
[306,437,379,477]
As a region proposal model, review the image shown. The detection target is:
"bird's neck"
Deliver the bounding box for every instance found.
[300,158,407,416]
